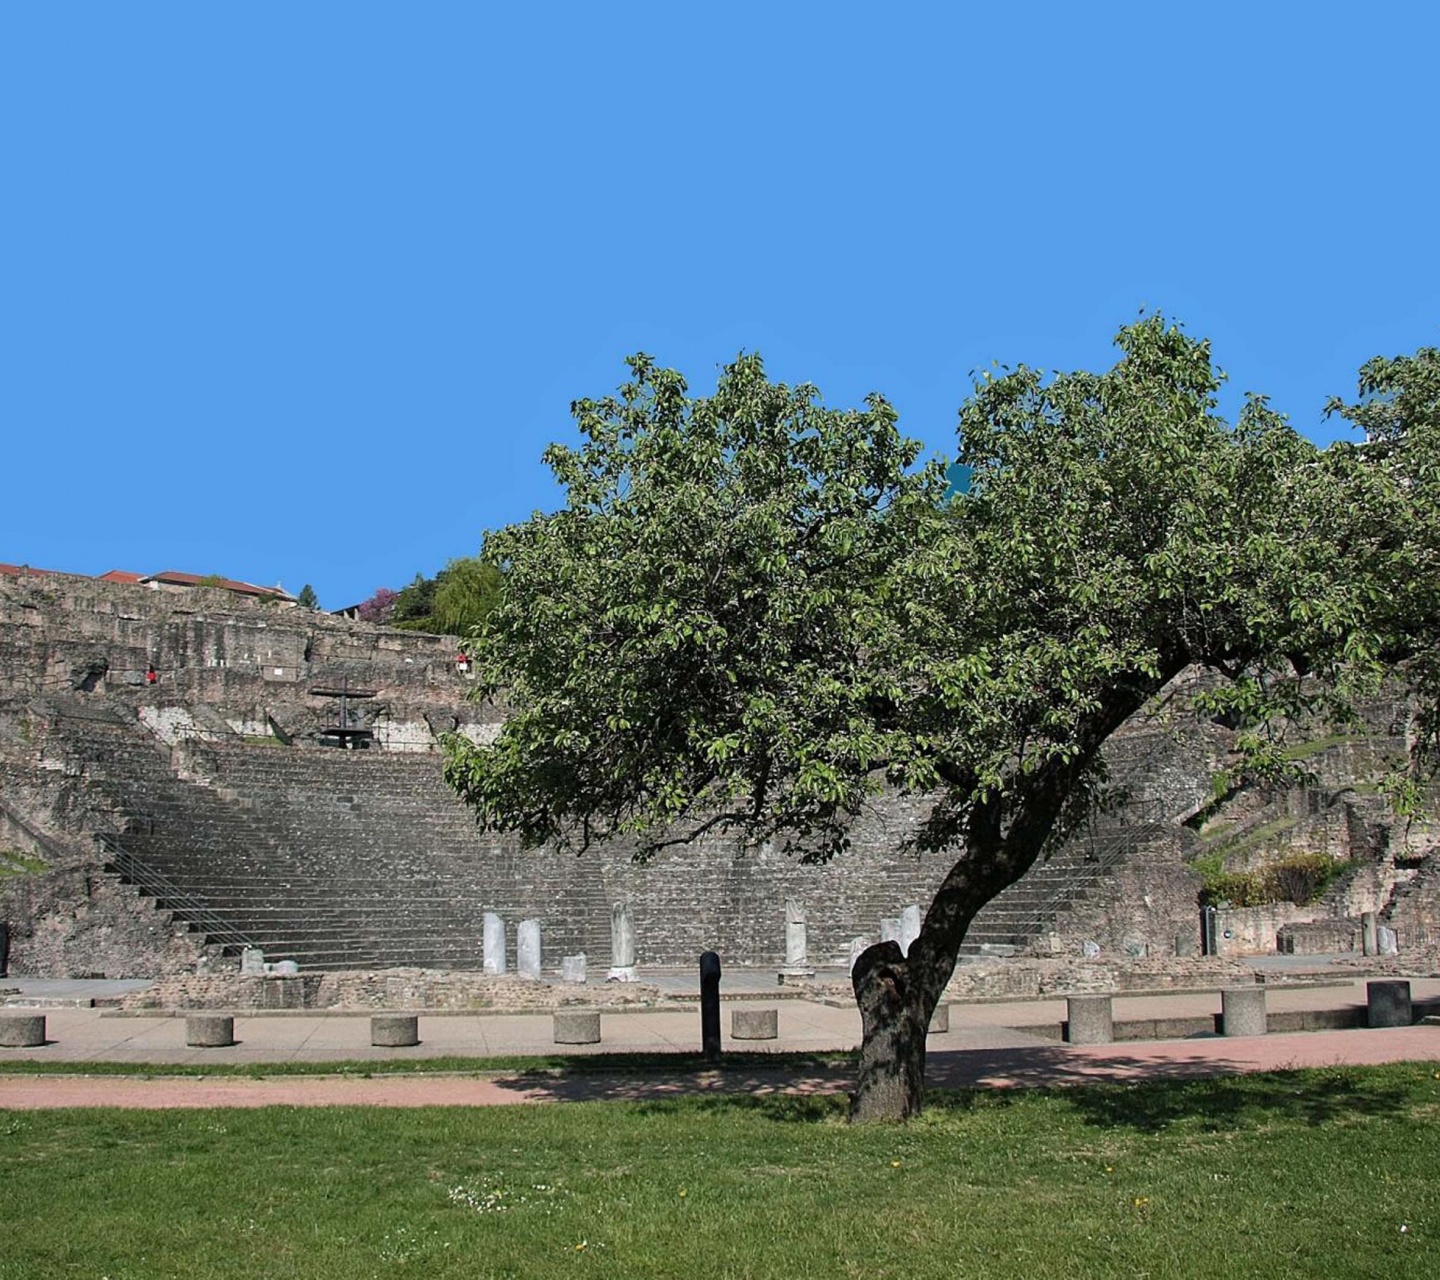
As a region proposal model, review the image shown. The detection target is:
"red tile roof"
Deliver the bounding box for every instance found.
[0,562,67,578]
[142,571,296,601]
[98,569,145,584]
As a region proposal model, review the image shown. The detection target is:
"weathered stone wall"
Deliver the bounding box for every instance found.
[3,569,1438,977]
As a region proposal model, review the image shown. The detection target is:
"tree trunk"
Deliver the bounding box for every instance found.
[849,941,929,1122]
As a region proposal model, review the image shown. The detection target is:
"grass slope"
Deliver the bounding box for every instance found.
[3,1064,1438,1279]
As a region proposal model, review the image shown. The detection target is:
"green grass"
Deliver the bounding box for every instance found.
[4,1064,1440,1278]
[0,849,47,877]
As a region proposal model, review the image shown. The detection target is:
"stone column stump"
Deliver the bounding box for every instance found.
[928,1004,951,1035]
[0,1014,46,1048]
[1066,995,1113,1045]
[1222,987,1267,1037]
[731,1008,778,1040]
[371,1015,420,1047]
[1368,980,1413,1028]
[186,1015,235,1048]
[553,1010,601,1044]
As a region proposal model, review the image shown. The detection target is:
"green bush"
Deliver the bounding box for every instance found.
[1200,855,1359,908]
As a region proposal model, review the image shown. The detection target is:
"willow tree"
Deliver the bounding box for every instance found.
[445,319,1404,1121]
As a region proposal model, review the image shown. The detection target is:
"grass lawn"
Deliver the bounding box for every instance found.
[3,1063,1438,1279]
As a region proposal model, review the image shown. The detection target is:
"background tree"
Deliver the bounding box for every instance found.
[391,572,440,626]
[296,583,320,611]
[445,324,1413,1121]
[432,556,504,636]
[356,586,398,624]
[387,558,504,634]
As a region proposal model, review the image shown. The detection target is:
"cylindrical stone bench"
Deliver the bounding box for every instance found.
[928,1004,951,1035]
[1066,995,1113,1045]
[553,1010,601,1045]
[1221,987,1267,1037]
[1368,980,1413,1028]
[731,1008,779,1040]
[185,1015,235,1048]
[0,1014,46,1048]
[371,1014,420,1047]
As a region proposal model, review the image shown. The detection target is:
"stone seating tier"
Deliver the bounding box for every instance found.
[49,713,1151,970]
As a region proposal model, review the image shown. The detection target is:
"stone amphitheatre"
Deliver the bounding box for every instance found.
[2,564,1437,1011]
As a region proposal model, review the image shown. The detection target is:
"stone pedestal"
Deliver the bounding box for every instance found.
[898,905,922,957]
[561,954,587,984]
[371,1014,419,1047]
[1368,980,1413,1028]
[239,947,265,976]
[1065,995,1113,1045]
[482,913,506,975]
[1222,987,1268,1037]
[847,936,872,973]
[731,1008,778,1040]
[517,919,542,979]
[781,898,814,977]
[928,1004,951,1035]
[186,1015,235,1048]
[553,1010,601,1044]
[608,902,637,981]
[0,1014,46,1048]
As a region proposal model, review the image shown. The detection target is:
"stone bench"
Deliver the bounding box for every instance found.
[1221,986,1267,1037]
[371,1014,420,1047]
[1065,995,1113,1045]
[553,1010,601,1044]
[185,1015,235,1048]
[731,1008,778,1040]
[1368,980,1412,1028]
[0,1014,47,1048]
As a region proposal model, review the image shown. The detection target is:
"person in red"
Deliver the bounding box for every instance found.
[455,652,471,675]
[145,665,158,685]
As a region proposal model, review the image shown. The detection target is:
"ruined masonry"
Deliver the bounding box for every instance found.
[0,569,1436,979]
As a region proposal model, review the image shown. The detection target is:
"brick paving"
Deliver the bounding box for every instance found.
[2,975,1437,1110]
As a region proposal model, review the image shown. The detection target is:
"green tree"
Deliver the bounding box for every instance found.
[433,556,504,636]
[444,325,1411,1121]
[391,572,439,625]
[296,583,320,611]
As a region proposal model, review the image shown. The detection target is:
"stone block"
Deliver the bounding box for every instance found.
[1362,910,1379,956]
[928,1004,950,1035]
[371,1014,419,1047]
[1065,995,1113,1045]
[553,1010,601,1044]
[186,1014,235,1048]
[1221,986,1267,1037]
[561,954,587,984]
[1368,980,1413,1028]
[0,1014,46,1048]
[1174,932,1197,958]
[517,919,542,979]
[731,1008,778,1040]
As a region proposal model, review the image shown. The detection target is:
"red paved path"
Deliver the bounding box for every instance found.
[3,1025,1436,1109]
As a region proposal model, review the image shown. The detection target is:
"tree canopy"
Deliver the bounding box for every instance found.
[444,319,1437,1120]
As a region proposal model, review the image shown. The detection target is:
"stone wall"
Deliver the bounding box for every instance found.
[3,569,1438,977]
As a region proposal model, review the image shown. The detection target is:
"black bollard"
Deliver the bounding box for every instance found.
[700,950,722,1062]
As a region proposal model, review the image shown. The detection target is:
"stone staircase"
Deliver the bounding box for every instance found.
[38,699,1191,972]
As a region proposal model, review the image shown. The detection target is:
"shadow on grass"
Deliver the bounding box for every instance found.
[483,1043,1424,1135]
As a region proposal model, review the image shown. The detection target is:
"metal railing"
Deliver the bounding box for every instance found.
[967,832,1137,947]
[95,833,256,950]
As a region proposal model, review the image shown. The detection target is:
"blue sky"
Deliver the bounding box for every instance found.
[4,4,1438,609]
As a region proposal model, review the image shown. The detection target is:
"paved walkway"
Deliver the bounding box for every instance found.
[2,974,1437,1110]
